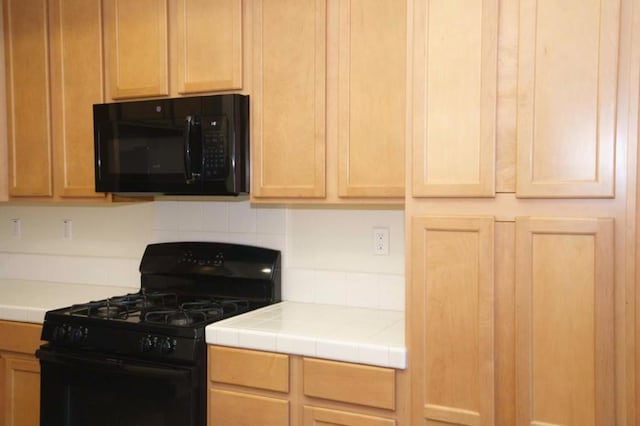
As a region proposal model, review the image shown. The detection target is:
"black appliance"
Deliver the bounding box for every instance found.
[93,94,249,195]
[36,242,280,426]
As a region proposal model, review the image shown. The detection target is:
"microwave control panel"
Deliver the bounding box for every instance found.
[202,117,228,179]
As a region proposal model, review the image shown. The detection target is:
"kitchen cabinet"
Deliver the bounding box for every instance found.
[3,0,106,200]
[0,321,42,426]
[208,346,406,425]
[103,0,169,99]
[410,0,497,197]
[103,0,243,100]
[515,217,614,424]
[409,216,495,425]
[250,0,405,202]
[406,0,639,423]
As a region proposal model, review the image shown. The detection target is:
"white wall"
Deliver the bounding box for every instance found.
[0,200,405,310]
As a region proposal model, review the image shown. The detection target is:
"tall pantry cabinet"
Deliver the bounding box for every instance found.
[406,0,640,425]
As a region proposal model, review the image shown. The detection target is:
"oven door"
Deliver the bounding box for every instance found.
[37,345,203,426]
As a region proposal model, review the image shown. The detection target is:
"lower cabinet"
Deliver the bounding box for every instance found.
[208,346,403,425]
[0,321,42,426]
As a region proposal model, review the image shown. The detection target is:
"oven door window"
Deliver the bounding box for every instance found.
[38,347,202,426]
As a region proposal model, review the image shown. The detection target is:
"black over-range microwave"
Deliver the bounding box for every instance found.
[93,94,249,195]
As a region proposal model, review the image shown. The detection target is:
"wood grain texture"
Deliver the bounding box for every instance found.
[516,0,619,197]
[2,356,40,426]
[49,0,105,199]
[176,0,242,93]
[251,0,326,198]
[303,405,396,426]
[336,0,405,198]
[209,346,289,393]
[209,389,289,426]
[0,321,42,355]
[411,0,497,197]
[410,216,495,425]
[3,0,52,196]
[515,217,614,425]
[302,357,395,410]
[104,0,168,99]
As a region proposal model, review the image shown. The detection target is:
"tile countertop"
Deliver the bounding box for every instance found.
[205,301,406,369]
[0,279,139,324]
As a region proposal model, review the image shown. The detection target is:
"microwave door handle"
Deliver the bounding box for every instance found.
[184,116,194,183]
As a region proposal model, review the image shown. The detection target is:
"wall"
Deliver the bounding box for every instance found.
[0,200,404,311]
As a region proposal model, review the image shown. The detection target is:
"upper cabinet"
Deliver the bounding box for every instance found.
[251,0,327,198]
[176,0,242,94]
[4,0,52,197]
[410,0,498,198]
[103,0,169,99]
[3,0,105,199]
[103,0,243,100]
[515,0,620,198]
[251,0,406,201]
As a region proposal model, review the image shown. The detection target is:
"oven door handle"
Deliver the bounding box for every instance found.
[37,347,193,381]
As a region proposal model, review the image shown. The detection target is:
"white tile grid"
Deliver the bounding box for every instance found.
[0,253,140,288]
[283,267,404,311]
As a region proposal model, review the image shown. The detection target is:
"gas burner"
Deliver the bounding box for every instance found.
[69,300,133,320]
[143,309,209,327]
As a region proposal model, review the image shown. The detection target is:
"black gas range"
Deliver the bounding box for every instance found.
[36,242,281,426]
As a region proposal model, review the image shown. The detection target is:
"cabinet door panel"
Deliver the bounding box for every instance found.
[3,356,40,426]
[337,0,405,198]
[176,0,242,93]
[252,0,326,198]
[515,217,614,425]
[4,0,52,196]
[410,216,495,425]
[303,406,395,426]
[104,0,168,99]
[209,389,289,426]
[50,0,105,198]
[516,0,619,197]
[411,0,497,197]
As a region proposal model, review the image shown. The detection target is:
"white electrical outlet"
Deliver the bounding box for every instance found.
[10,218,21,239]
[372,227,389,255]
[63,219,73,240]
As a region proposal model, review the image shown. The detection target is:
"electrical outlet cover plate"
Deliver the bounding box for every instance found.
[373,227,389,255]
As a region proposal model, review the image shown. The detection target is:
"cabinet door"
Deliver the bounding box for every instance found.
[410,0,497,197]
[251,0,326,198]
[516,0,619,197]
[515,217,614,425]
[176,0,242,94]
[104,0,169,99]
[50,0,106,198]
[336,0,405,198]
[3,0,52,196]
[2,356,40,426]
[209,389,289,426]
[410,216,495,425]
[303,406,395,426]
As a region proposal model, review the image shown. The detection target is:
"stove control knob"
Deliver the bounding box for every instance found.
[141,335,156,352]
[69,327,86,343]
[53,325,68,341]
[159,338,176,354]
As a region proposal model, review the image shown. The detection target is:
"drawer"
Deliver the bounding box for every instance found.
[303,358,395,410]
[209,346,289,392]
[0,321,42,354]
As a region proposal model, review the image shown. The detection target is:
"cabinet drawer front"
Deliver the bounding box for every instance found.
[209,346,289,392]
[303,358,395,410]
[0,321,42,354]
[303,406,395,426]
[209,389,289,426]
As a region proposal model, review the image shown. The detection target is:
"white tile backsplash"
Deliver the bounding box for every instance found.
[0,200,404,311]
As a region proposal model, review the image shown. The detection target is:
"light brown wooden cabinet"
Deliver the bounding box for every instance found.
[103,0,243,100]
[3,0,106,200]
[208,346,404,426]
[0,321,42,426]
[250,0,405,202]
